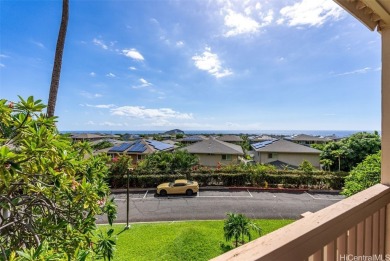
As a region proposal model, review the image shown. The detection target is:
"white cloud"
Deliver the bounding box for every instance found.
[176,41,184,47]
[129,66,137,70]
[86,104,116,109]
[122,48,144,61]
[192,47,233,78]
[80,91,103,99]
[110,106,193,120]
[336,67,374,76]
[0,63,4,68]
[99,121,123,127]
[279,0,344,27]
[106,72,116,78]
[93,38,108,49]
[224,10,260,37]
[261,10,274,26]
[86,121,95,125]
[90,72,96,77]
[0,54,9,58]
[132,78,152,89]
[31,40,45,48]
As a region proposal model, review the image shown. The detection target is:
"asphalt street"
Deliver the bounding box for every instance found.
[96,189,345,224]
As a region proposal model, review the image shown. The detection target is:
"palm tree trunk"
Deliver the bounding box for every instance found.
[47,0,69,117]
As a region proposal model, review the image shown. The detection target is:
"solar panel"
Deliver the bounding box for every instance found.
[252,139,276,150]
[108,142,132,152]
[146,140,173,151]
[183,136,202,141]
[128,140,146,153]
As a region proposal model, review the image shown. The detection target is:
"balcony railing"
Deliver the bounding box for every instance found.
[211,183,390,261]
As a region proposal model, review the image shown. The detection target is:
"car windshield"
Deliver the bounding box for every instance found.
[169,182,174,187]
[187,181,193,184]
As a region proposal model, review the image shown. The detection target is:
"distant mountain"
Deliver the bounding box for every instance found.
[163,129,185,135]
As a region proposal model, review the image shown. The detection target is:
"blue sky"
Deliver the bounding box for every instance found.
[0,0,382,131]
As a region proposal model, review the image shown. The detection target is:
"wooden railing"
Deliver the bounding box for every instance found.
[211,184,390,261]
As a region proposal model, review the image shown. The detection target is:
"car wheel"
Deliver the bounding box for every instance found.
[186,189,193,196]
[160,190,167,196]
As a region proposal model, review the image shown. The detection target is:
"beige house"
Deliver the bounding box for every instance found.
[286,134,332,146]
[213,1,390,260]
[216,135,243,145]
[181,138,244,167]
[107,139,174,164]
[251,139,321,169]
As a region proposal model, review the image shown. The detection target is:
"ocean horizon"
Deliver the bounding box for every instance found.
[60,130,380,138]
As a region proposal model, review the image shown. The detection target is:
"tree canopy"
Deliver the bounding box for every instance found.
[319,132,381,172]
[342,151,381,197]
[0,96,116,260]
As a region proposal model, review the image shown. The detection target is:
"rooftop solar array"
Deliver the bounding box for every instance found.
[108,142,133,152]
[128,140,146,153]
[182,136,203,141]
[251,139,277,150]
[146,140,173,151]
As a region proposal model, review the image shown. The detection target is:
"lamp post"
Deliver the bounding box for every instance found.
[125,167,133,230]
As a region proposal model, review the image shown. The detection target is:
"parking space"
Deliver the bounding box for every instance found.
[112,189,344,202]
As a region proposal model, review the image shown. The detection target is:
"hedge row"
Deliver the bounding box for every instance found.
[108,171,346,190]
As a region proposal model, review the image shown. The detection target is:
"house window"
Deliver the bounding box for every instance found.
[268,153,277,159]
[137,154,142,160]
[222,154,232,161]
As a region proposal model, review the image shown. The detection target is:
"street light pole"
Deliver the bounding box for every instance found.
[125,167,133,230]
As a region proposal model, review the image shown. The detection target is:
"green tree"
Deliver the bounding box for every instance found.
[223,213,261,248]
[298,160,315,173]
[342,151,381,197]
[0,96,116,260]
[320,159,333,171]
[47,0,69,117]
[320,132,381,172]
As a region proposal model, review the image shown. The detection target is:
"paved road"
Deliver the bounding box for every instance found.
[96,189,344,224]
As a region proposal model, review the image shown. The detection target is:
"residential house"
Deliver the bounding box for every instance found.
[181,137,244,167]
[107,139,174,164]
[251,139,321,169]
[213,1,390,259]
[71,133,107,142]
[285,134,332,146]
[179,135,207,145]
[216,135,243,145]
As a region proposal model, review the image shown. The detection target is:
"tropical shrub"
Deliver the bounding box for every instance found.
[0,96,117,260]
[342,151,381,197]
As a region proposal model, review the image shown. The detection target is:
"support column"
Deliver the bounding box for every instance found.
[381,27,390,184]
[381,27,390,254]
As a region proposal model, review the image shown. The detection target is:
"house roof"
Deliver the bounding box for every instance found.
[182,138,244,155]
[251,139,321,154]
[334,0,390,32]
[180,135,207,142]
[286,134,331,142]
[71,133,106,139]
[107,139,174,154]
[216,135,243,142]
[267,160,298,170]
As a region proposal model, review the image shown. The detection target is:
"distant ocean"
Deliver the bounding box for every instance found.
[60,130,379,138]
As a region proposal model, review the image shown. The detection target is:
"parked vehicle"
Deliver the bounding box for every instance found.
[157,179,199,196]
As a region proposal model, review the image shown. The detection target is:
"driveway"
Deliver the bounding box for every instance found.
[96,189,344,224]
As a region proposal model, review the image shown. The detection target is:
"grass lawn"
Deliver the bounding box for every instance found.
[100,219,294,261]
